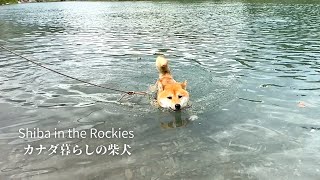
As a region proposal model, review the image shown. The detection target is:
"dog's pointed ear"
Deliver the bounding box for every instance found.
[158,82,164,91]
[180,80,187,90]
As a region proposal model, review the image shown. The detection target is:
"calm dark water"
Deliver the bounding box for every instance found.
[0,1,320,180]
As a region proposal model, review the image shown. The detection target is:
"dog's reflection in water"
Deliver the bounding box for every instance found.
[160,111,191,129]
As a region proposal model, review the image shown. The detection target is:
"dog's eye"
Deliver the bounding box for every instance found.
[178,95,183,99]
[167,96,172,99]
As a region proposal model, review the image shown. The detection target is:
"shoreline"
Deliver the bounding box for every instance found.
[1,0,151,6]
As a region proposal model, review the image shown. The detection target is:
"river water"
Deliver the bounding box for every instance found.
[0,1,320,179]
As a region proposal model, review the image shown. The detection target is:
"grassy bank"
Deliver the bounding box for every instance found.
[0,0,17,5]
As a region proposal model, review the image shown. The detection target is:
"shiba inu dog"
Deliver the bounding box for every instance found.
[155,55,189,111]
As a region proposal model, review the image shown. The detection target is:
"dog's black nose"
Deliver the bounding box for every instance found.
[175,104,181,110]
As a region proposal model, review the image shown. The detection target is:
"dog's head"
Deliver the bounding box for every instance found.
[157,81,189,111]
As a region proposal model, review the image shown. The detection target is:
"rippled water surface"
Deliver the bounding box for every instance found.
[1,1,320,179]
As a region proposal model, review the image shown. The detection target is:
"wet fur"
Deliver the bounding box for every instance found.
[155,56,189,110]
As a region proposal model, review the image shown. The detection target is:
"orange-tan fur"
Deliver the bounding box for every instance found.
[156,55,189,111]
